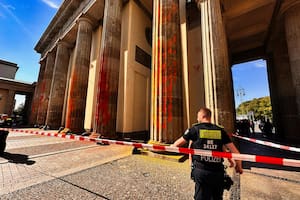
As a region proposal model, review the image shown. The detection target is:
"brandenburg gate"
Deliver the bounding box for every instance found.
[31,0,300,143]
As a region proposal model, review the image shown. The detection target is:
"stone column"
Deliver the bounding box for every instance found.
[46,41,71,129]
[150,0,184,143]
[268,24,299,141]
[284,3,300,118]
[197,0,235,133]
[93,0,122,138]
[36,50,56,126]
[5,90,15,116]
[30,59,46,125]
[24,93,33,125]
[65,17,93,133]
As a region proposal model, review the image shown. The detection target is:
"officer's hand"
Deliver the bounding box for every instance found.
[228,158,234,168]
[235,160,243,174]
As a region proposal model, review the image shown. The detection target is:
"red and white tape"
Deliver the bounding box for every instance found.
[2,128,300,168]
[232,134,300,153]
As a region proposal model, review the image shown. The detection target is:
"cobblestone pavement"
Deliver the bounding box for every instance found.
[0,130,132,196]
[0,129,300,199]
[1,155,194,200]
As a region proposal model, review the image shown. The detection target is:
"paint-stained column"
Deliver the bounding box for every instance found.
[285,3,300,118]
[150,0,184,143]
[46,41,71,129]
[197,0,235,133]
[93,0,122,137]
[36,51,56,126]
[30,59,46,125]
[65,17,93,133]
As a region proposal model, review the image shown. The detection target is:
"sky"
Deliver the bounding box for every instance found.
[0,0,63,107]
[0,0,270,109]
[232,59,270,107]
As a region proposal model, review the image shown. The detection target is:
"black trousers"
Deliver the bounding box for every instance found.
[192,167,224,200]
[0,130,9,154]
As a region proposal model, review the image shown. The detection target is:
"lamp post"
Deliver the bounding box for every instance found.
[236,88,245,115]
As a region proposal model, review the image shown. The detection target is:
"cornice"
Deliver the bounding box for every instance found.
[35,0,96,54]
[35,0,76,53]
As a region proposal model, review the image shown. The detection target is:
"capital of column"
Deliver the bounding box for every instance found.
[40,48,57,63]
[195,0,207,10]
[77,16,94,28]
[57,40,73,49]
[195,0,206,3]
[39,57,47,65]
[279,0,300,16]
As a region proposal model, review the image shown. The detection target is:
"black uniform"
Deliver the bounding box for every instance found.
[0,130,9,155]
[182,122,232,200]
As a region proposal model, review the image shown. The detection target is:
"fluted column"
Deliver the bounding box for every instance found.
[150,0,184,143]
[93,0,122,137]
[36,50,56,125]
[30,59,46,125]
[285,3,300,118]
[65,17,93,133]
[46,41,71,129]
[197,0,235,133]
[268,25,299,141]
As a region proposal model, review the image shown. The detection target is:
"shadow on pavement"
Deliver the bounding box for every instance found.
[0,152,35,165]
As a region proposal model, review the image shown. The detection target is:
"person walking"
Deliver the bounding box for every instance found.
[263,119,273,138]
[250,120,255,135]
[171,107,243,200]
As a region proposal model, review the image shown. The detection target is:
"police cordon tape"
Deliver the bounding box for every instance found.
[231,134,300,153]
[1,128,300,168]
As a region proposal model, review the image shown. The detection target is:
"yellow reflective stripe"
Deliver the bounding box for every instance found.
[199,129,221,139]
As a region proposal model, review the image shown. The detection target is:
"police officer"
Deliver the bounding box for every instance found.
[172,107,243,200]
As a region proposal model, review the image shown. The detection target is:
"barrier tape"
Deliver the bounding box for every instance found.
[1,128,300,168]
[232,134,300,153]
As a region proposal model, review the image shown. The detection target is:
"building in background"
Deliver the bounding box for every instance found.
[0,59,18,79]
[31,0,300,143]
[0,59,35,124]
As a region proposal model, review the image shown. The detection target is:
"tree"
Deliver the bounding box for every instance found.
[236,96,272,121]
[14,103,25,115]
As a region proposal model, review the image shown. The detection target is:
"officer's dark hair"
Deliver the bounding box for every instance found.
[199,107,211,119]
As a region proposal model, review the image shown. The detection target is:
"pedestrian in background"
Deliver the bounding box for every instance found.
[250,120,255,135]
[172,107,243,200]
[263,119,273,138]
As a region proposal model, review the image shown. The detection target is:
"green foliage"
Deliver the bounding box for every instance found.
[14,103,25,115]
[236,96,272,120]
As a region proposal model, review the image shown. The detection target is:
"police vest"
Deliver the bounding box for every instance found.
[191,123,224,169]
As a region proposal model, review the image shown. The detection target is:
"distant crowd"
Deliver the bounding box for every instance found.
[0,113,24,128]
[236,118,273,138]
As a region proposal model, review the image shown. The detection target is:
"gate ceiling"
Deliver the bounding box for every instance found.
[139,0,278,64]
